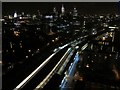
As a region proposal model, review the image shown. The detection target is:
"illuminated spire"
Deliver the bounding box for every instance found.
[61,4,65,14]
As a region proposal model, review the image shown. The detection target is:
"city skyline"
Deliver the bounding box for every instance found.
[2,2,119,15]
[2,2,120,90]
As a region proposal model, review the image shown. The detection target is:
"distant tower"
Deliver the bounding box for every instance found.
[73,7,78,16]
[53,7,57,13]
[53,7,58,21]
[37,10,41,16]
[14,11,17,18]
[73,7,77,13]
[61,4,65,14]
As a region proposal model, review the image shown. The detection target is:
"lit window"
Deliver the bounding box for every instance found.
[105,56,107,59]
[14,31,20,37]
[13,50,15,52]
[86,64,89,68]
[28,50,31,52]
[52,40,55,42]
[26,56,28,59]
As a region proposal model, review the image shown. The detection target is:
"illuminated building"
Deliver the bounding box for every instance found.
[61,4,65,14]
[14,11,17,18]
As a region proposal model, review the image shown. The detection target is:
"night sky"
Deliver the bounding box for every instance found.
[2,2,120,15]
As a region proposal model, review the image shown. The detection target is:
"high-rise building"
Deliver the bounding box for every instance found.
[52,7,58,21]
[61,4,65,14]
[53,7,57,13]
[73,7,78,16]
